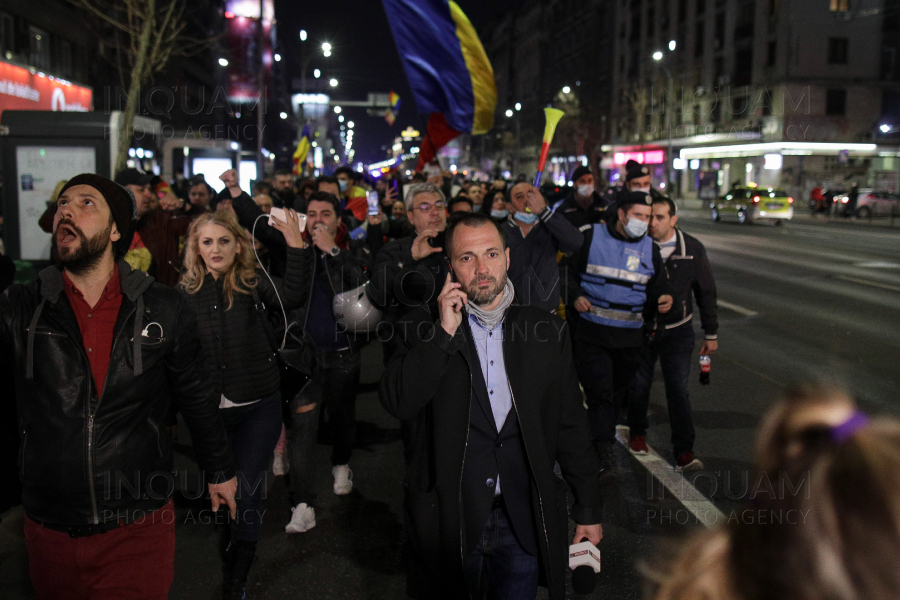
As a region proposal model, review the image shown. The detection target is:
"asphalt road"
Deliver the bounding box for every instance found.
[1,212,898,599]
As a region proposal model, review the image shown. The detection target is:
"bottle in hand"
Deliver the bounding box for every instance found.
[699,355,711,385]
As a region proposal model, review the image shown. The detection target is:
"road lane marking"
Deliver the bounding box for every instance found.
[615,429,724,528]
[834,275,900,293]
[717,300,759,317]
[855,261,900,269]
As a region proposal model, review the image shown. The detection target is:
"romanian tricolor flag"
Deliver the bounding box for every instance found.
[382,0,496,168]
[292,124,311,175]
[389,90,402,111]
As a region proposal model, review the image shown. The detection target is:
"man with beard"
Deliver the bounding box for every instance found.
[0,174,237,599]
[271,169,296,209]
[380,212,602,600]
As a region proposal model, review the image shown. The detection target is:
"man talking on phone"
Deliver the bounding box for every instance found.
[380,212,602,600]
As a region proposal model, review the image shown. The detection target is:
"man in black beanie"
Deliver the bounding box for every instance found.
[0,173,237,599]
[555,165,611,231]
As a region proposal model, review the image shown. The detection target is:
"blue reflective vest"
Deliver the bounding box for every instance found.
[579,224,655,329]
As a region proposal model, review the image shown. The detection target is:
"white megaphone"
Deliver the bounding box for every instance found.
[332,283,383,334]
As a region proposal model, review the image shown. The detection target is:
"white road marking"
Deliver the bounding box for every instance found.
[717,300,759,317]
[834,275,900,293]
[616,431,724,528]
[855,261,900,269]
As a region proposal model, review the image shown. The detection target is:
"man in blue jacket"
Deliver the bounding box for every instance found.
[563,191,672,477]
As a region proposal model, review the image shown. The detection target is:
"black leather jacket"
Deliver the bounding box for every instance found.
[0,262,235,527]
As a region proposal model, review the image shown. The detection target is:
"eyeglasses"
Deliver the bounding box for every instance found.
[413,201,447,213]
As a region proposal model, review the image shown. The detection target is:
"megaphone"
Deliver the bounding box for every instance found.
[332,283,383,334]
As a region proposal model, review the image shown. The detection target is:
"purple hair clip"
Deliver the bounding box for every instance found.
[830,411,870,444]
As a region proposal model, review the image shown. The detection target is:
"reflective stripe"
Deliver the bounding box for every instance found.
[586,264,651,284]
[590,306,644,323]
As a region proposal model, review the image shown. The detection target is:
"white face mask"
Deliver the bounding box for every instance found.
[623,216,649,238]
[632,186,651,195]
[577,184,593,197]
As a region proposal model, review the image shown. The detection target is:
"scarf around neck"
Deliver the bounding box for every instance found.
[465,278,515,331]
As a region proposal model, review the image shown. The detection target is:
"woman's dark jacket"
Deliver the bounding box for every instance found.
[380,305,602,599]
[0,262,235,526]
[180,247,306,404]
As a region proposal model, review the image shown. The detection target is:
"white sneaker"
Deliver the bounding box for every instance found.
[273,451,289,477]
[332,465,353,495]
[615,424,631,446]
[285,503,316,533]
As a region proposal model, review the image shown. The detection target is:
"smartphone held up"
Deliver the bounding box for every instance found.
[269,207,307,232]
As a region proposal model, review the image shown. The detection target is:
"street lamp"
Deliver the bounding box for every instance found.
[880,123,891,133]
[668,39,677,51]
[515,102,522,111]
[334,106,342,114]
[322,42,332,58]
[348,121,355,128]
[338,115,344,122]
[299,29,307,41]
[562,85,571,94]
[505,109,513,117]
[652,51,664,61]
[218,57,229,67]
[651,50,675,194]
[279,112,287,119]
[274,53,281,62]
[329,78,338,87]
[314,69,321,78]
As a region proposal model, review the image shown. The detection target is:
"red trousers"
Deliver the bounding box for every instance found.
[24,500,176,600]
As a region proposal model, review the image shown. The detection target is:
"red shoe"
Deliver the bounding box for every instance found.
[676,452,704,472]
[629,435,649,455]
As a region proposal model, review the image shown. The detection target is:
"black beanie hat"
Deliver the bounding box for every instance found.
[625,162,651,182]
[57,173,137,257]
[571,165,593,183]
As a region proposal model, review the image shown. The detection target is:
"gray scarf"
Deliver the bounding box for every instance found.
[465,278,515,331]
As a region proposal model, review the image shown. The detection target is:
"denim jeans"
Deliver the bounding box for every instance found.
[219,392,283,542]
[464,506,539,600]
[626,324,696,457]
[287,349,361,507]
[573,339,642,443]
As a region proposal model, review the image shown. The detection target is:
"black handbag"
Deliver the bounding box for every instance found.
[251,287,316,378]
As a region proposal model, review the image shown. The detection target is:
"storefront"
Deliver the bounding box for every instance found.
[0,59,92,120]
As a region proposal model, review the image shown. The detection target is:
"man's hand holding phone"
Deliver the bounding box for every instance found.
[438,273,467,336]
[411,229,443,261]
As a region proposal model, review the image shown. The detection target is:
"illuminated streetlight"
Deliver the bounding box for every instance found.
[338,115,344,122]
[669,39,677,51]
[505,109,513,117]
[218,58,229,67]
[274,53,281,62]
[515,102,522,111]
[880,123,891,133]
[334,106,342,114]
[299,29,307,41]
[313,69,321,78]
[652,51,664,60]
[322,42,332,57]
[329,78,338,87]
[279,112,287,119]
[562,85,571,94]
[348,121,354,128]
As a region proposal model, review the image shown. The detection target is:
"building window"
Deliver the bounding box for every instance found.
[826,89,847,116]
[828,38,848,64]
[0,12,13,55]
[695,20,705,57]
[767,41,777,66]
[29,26,51,69]
[830,0,851,11]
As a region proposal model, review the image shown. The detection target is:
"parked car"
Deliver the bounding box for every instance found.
[711,187,794,224]
[833,189,900,218]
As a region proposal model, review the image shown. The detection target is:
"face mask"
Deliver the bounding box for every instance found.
[514,211,538,225]
[623,216,648,238]
[491,209,509,219]
[338,180,349,192]
[632,186,651,194]
[577,184,593,197]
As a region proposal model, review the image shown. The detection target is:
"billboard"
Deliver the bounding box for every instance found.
[0,60,92,119]
[225,0,274,104]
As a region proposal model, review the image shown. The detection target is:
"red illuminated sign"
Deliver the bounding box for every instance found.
[614,150,665,165]
[0,60,92,118]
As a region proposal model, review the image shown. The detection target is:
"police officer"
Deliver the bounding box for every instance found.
[624,197,717,472]
[556,165,611,230]
[562,191,672,476]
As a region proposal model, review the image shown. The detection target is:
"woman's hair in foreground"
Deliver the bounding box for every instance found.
[179,210,258,309]
[649,382,900,600]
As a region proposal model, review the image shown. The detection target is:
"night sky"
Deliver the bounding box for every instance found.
[273,0,520,165]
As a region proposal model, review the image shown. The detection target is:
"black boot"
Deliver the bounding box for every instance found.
[593,440,618,483]
[222,539,257,600]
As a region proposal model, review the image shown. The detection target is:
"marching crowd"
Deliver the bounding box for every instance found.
[1,160,896,600]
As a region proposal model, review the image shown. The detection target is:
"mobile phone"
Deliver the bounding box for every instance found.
[269,207,307,232]
[366,190,380,216]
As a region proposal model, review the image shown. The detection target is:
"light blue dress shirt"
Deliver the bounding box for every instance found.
[468,313,513,495]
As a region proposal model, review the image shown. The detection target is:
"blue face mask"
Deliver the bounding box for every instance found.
[491,209,509,219]
[514,211,538,225]
[338,180,349,192]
